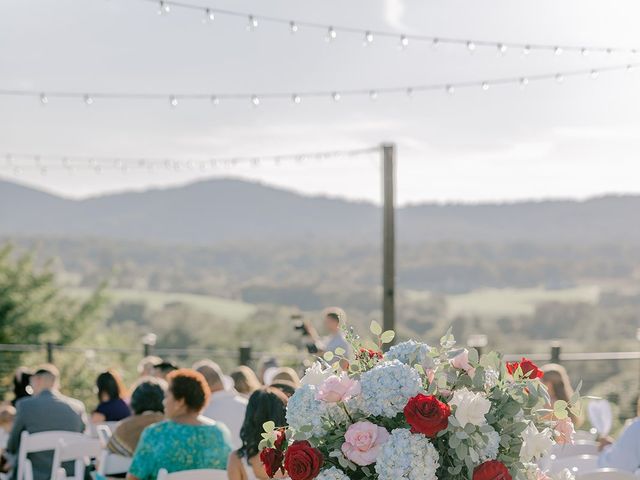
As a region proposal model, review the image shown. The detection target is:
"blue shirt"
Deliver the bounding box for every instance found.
[96,398,131,422]
[128,420,232,480]
[599,419,640,473]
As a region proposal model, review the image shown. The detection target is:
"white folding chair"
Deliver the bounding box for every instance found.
[157,468,228,479]
[574,430,598,442]
[548,454,599,475]
[95,424,112,449]
[578,469,638,480]
[96,450,132,477]
[15,431,88,480]
[550,441,599,460]
[51,437,101,480]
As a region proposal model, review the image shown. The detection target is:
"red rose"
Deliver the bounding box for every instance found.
[403,394,451,437]
[260,447,285,478]
[473,460,512,480]
[283,441,324,480]
[506,358,543,379]
[357,348,383,360]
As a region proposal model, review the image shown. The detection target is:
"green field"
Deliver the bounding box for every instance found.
[66,287,258,322]
[407,286,601,319]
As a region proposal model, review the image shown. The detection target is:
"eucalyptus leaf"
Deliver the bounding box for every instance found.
[370,320,382,336]
[334,347,346,356]
[380,330,395,344]
[263,421,275,433]
[323,351,334,362]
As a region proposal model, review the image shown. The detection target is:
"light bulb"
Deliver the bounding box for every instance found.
[446,85,455,95]
[203,9,214,22]
[481,82,490,91]
[169,95,178,107]
[251,95,260,106]
[292,94,301,104]
[467,41,476,52]
[554,46,563,56]
[406,87,413,98]
[158,1,170,15]
[289,21,298,33]
[210,95,219,106]
[364,31,373,46]
[590,69,599,79]
[247,15,258,31]
[581,48,589,57]
[497,43,507,55]
[331,92,341,101]
[523,45,531,56]
[40,93,48,104]
[326,26,337,42]
[399,35,409,49]
[83,94,93,105]
[519,77,529,88]
[606,48,613,55]
[432,38,440,48]
[369,90,378,101]
[555,73,564,83]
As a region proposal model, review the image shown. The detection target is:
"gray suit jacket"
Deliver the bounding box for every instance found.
[6,389,87,480]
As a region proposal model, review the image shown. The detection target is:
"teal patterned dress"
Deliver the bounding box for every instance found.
[128,420,232,479]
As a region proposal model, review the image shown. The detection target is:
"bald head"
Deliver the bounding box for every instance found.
[192,359,224,393]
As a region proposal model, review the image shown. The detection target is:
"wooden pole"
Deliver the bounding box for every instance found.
[382,143,396,341]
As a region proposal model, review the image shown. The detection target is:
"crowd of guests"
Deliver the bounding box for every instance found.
[4,306,640,478]
[0,308,347,480]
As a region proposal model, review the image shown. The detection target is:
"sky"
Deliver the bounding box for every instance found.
[1,0,640,205]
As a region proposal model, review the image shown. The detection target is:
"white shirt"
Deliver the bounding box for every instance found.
[201,389,248,450]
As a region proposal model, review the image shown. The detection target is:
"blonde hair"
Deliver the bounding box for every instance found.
[541,363,581,425]
[230,366,261,395]
[271,367,301,388]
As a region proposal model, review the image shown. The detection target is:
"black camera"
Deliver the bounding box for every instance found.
[291,314,309,336]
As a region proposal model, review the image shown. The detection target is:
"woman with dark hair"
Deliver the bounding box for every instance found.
[107,377,167,457]
[227,387,289,480]
[127,369,232,480]
[92,369,131,423]
[11,367,32,406]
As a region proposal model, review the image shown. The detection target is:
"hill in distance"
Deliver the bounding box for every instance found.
[1,178,639,245]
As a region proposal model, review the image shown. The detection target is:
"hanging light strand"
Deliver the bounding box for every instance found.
[1,63,637,105]
[0,147,379,173]
[140,0,640,55]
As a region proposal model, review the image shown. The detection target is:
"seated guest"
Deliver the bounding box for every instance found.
[541,363,580,425]
[127,369,232,480]
[230,367,261,398]
[153,361,179,380]
[270,367,300,388]
[4,365,86,480]
[194,360,247,450]
[599,419,640,472]
[93,370,131,423]
[107,378,166,457]
[269,380,297,398]
[227,388,288,480]
[137,356,162,378]
[0,405,16,449]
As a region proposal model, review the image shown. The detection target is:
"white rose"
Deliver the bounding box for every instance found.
[301,362,333,386]
[449,388,491,427]
[520,423,554,462]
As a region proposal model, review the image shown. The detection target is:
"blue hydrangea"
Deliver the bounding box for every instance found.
[385,340,432,367]
[360,360,423,418]
[375,428,440,480]
[286,384,346,438]
[316,467,351,480]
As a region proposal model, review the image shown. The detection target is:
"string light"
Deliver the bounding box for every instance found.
[326,26,337,42]
[369,90,378,101]
[0,147,379,174]
[590,69,599,79]
[554,46,563,56]
[203,8,214,22]
[519,77,529,88]
[406,87,413,98]
[497,43,507,55]
[399,35,409,49]
[481,82,490,91]
[466,41,476,52]
[523,45,531,56]
[363,31,374,46]
[555,73,564,83]
[247,15,258,31]
[135,0,639,56]
[289,21,298,33]
[4,63,636,107]
[581,48,589,57]
[446,85,455,95]
[292,93,301,104]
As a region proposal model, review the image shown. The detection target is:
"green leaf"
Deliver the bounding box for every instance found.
[263,421,275,433]
[554,400,568,413]
[370,320,382,336]
[323,351,334,362]
[380,330,395,344]
[334,347,346,356]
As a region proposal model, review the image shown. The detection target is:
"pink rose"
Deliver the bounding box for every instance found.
[315,373,361,403]
[451,349,476,376]
[554,418,575,445]
[425,368,436,384]
[341,421,390,466]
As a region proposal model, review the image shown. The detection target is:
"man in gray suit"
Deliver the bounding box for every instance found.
[4,364,87,480]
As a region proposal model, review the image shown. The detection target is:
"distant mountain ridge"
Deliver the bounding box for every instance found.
[1,178,639,245]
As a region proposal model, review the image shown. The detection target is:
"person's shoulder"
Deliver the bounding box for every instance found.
[623,418,640,434]
[59,393,86,413]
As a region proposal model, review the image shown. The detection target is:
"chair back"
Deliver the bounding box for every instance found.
[550,441,599,460]
[157,468,228,479]
[96,450,132,476]
[548,454,599,475]
[51,437,101,480]
[16,431,88,480]
[95,424,112,448]
[578,469,638,480]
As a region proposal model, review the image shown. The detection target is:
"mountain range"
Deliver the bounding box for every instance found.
[1,178,639,245]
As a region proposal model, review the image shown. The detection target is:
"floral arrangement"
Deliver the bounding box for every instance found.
[260,325,582,480]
